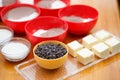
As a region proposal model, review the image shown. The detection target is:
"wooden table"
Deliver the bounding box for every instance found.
[0,0,120,80]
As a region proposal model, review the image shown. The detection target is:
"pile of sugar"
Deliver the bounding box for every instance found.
[5,7,38,22]
[19,0,34,5]
[62,15,93,23]
[37,0,66,9]
[0,29,13,44]
[1,42,29,58]
[0,0,15,7]
[33,28,64,37]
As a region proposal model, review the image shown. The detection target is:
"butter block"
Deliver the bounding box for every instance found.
[82,35,99,49]
[67,40,83,57]
[76,48,94,65]
[92,42,110,58]
[94,30,112,41]
[104,37,120,53]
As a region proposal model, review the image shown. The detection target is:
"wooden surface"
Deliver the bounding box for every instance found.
[0,0,120,80]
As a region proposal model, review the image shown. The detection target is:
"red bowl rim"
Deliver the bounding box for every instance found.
[58,4,99,24]
[1,4,41,23]
[25,16,68,38]
[34,0,70,10]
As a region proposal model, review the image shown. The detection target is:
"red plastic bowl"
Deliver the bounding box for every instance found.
[34,0,70,16]
[25,16,68,45]
[58,5,98,35]
[1,4,41,34]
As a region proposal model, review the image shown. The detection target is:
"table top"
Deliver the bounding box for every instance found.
[0,0,120,80]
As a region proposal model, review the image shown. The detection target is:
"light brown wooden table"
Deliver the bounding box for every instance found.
[0,0,120,80]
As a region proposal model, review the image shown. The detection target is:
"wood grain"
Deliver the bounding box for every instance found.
[0,0,120,80]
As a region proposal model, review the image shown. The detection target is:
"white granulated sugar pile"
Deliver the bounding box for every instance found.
[62,15,93,23]
[51,0,66,9]
[1,42,29,58]
[33,28,64,37]
[0,0,15,7]
[37,0,66,9]
[0,29,13,44]
[19,0,34,5]
[5,7,38,22]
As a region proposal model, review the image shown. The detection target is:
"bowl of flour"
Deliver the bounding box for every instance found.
[58,5,98,35]
[1,4,41,33]
[25,16,68,45]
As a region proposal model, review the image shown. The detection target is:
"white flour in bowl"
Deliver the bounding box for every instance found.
[0,0,16,7]
[0,29,13,44]
[37,0,66,9]
[18,0,34,5]
[62,15,93,23]
[1,42,29,55]
[33,28,64,37]
[5,6,39,22]
[1,42,29,61]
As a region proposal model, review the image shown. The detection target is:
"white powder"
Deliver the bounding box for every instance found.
[0,29,13,44]
[19,0,34,5]
[33,28,64,37]
[62,15,93,23]
[0,0,16,7]
[37,0,66,9]
[1,42,29,57]
[5,7,38,22]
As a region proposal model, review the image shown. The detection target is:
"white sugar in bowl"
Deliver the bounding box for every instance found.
[0,37,31,62]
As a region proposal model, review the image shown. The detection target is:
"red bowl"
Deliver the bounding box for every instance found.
[34,0,70,16]
[58,5,98,35]
[1,4,41,34]
[25,16,68,45]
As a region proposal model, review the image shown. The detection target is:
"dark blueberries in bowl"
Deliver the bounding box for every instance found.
[33,40,68,69]
[35,43,67,59]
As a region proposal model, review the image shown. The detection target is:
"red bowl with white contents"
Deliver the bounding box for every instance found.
[25,16,68,45]
[58,5,98,35]
[34,0,70,16]
[1,4,41,33]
